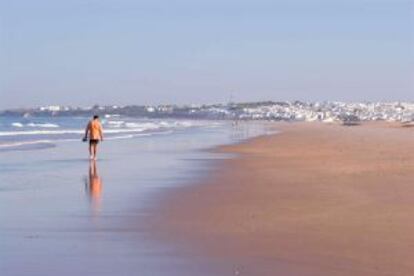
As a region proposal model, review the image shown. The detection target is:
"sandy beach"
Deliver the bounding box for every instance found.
[150,122,414,275]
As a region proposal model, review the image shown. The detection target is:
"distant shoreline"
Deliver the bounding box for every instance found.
[2,101,414,123]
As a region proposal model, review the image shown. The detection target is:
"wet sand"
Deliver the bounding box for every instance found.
[151,122,414,275]
[0,122,273,276]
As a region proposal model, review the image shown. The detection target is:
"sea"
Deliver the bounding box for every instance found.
[0,115,274,276]
[0,115,223,151]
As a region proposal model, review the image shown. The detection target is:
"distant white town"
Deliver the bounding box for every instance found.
[2,101,414,125]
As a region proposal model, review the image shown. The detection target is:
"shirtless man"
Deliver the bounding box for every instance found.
[83,115,104,160]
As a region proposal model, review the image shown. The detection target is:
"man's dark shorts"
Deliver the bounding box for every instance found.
[89,139,99,145]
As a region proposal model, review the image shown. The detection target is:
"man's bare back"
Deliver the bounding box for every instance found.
[83,115,103,160]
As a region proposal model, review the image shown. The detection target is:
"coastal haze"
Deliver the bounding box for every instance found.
[1,0,413,108]
[2,1,414,276]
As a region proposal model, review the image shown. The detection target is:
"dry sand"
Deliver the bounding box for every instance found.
[150,122,414,275]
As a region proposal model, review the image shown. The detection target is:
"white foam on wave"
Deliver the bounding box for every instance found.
[104,114,121,118]
[176,121,195,127]
[124,122,160,129]
[11,122,60,128]
[106,130,174,140]
[0,140,55,149]
[106,120,125,127]
[105,134,135,140]
[160,120,214,128]
[106,120,195,130]
[27,123,59,128]
[0,120,216,137]
[0,129,85,136]
[107,120,125,125]
[11,122,24,127]
[0,127,168,137]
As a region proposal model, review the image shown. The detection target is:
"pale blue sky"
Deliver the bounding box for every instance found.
[1,0,413,108]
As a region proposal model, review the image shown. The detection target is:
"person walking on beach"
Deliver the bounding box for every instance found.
[83,115,104,160]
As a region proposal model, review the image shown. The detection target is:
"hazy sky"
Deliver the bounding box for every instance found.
[1,0,413,108]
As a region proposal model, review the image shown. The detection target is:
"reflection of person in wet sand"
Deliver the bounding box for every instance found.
[85,160,102,213]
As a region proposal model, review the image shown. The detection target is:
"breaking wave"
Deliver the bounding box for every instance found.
[11,122,24,128]
[0,140,56,151]
[0,118,220,152]
[11,122,60,128]
[27,123,59,128]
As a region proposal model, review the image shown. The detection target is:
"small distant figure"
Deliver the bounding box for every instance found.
[83,115,104,160]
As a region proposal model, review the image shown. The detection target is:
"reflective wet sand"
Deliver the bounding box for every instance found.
[0,122,272,276]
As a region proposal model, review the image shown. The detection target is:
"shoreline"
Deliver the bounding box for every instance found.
[148,122,414,275]
[0,120,276,276]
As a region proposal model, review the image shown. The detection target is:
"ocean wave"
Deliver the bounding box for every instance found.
[27,123,59,128]
[11,122,24,127]
[105,121,163,130]
[11,122,60,128]
[0,127,170,137]
[105,120,197,130]
[107,120,125,125]
[105,134,135,140]
[106,130,174,140]
[160,120,211,128]
[0,129,178,152]
[0,140,56,150]
[0,129,85,136]
[124,122,160,129]
[104,114,121,118]
[106,120,125,127]
[0,130,175,150]
[0,120,213,137]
